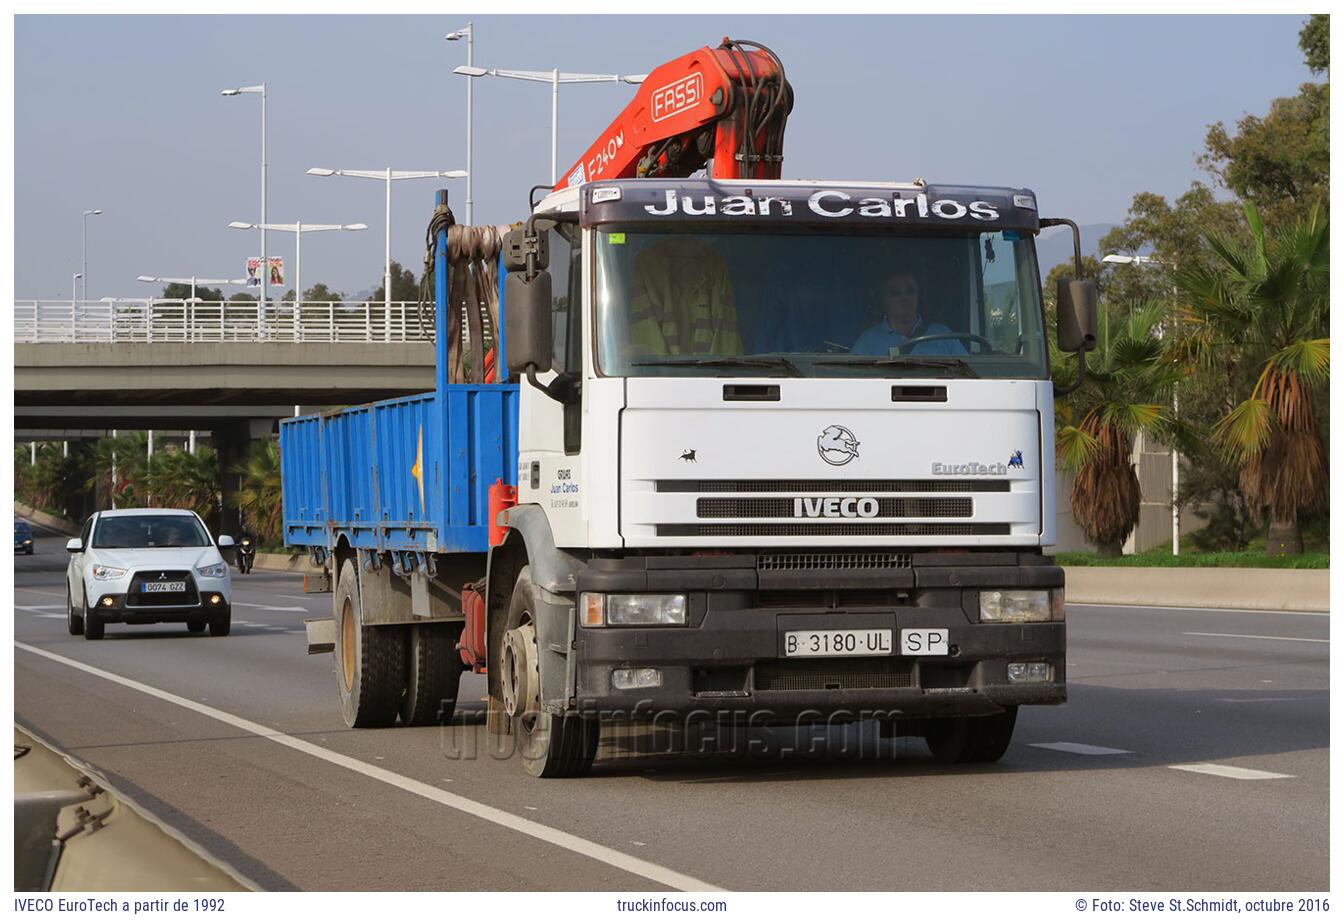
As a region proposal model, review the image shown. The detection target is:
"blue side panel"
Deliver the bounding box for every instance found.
[281,384,519,554]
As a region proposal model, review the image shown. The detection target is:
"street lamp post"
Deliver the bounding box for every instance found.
[228,220,367,309]
[445,24,474,225]
[452,65,645,185]
[82,209,102,302]
[221,84,267,329]
[306,167,465,341]
[1102,252,1182,555]
[72,272,82,304]
[136,275,250,303]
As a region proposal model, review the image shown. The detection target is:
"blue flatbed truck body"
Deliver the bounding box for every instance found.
[280,192,517,557]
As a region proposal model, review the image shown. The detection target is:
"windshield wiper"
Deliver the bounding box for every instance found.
[631,356,804,377]
[814,356,979,378]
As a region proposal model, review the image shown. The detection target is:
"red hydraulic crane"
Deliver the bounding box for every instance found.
[553,38,793,193]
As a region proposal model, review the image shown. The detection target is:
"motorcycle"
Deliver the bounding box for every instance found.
[236,535,256,575]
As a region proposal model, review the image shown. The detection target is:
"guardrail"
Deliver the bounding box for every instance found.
[14,300,432,344]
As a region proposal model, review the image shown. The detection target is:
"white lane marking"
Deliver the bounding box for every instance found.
[233,602,308,612]
[1030,742,1133,756]
[16,588,68,598]
[1184,632,1328,644]
[275,595,321,602]
[1169,763,1294,780]
[1216,697,1314,704]
[17,605,63,612]
[15,641,719,892]
[1069,603,1328,617]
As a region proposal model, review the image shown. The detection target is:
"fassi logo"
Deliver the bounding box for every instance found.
[651,72,704,122]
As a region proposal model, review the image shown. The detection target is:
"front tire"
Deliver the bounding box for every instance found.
[399,623,465,726]
[500,566,599,778]
[83,603,105,641]
[187,620,207,633]
[209,611,232,636]
[925,707,1018,764]
[333,559,405,728]
[66,588,84,636]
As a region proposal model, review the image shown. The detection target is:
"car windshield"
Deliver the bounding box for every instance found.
[92,515,210,549]
[594,227,1048,379]
[15,523,30,535]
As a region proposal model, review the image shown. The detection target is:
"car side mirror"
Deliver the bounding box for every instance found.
[1057,278,1098,353]
[217,535,235,548]
[65,538,83,554]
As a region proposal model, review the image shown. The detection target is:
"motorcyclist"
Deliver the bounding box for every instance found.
[235,523,257,574]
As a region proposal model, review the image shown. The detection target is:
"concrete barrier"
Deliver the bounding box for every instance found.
[1063,565,1330,612]
[13,502,80,536]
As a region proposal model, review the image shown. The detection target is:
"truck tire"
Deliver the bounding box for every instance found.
[333,559,405,728]
[924,707,1018,764]
[500,566,599,778]
[399,623,465,727]
[66,588,84,636]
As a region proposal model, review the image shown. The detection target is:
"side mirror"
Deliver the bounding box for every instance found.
[502,225,549,273]
[1057,278,1098,353]
[506,270,554,375]
[65,538,83,554]
[217,535,235,548]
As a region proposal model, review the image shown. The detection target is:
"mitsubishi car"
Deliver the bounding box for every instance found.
[65,509,235,640]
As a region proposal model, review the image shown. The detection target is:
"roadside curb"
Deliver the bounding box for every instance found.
[1062,565,1330,612]
[13,501,80,536]
[253,554,1329,612]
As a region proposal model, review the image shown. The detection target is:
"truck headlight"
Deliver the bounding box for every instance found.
[196,562,228,579]
[92,565,127,581]
[980,589,1051,623]
[579,593,687,627]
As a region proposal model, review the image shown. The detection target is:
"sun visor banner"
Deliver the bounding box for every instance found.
[581,183,1040,232]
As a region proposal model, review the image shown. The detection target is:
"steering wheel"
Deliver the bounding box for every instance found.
[896,332,995,355]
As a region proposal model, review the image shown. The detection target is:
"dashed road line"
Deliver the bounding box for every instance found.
[1069,603,1327,617]
[15,640,721,892]
[1184,632,1328,644]
[1030,742,1133,755]
[1169,763,1294,780]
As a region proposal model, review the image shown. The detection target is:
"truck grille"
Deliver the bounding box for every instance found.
[697,497,972,519]
[659,523,1010,537]
[758,552,912,571]
[755,658,914,691]
[659,479,1008,493]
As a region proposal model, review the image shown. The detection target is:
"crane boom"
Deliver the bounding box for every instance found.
[554,38,793,193]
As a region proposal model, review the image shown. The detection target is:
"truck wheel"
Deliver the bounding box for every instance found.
[924,707,1018,764]
[399,623,465,726]
[333,559,405,728]
[66,588,84,636]
[500,566,598,778]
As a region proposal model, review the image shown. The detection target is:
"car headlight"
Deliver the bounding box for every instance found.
[579,593,687,627]
[197,562,229,579]
[91,565,127,581]
[980,589,1053,623]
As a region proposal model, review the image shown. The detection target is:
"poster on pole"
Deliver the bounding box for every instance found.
[246,257,285,287]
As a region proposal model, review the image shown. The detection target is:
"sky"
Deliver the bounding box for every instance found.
[13,12,1317,301]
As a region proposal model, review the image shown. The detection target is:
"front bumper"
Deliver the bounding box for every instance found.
[573,551,1065,720]
[87,571,231,624]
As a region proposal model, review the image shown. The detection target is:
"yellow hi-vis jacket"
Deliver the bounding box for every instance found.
[628,240,743,356]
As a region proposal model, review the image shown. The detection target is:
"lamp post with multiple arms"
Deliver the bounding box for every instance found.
[135,275,250,302]
[1102,252,1182,555]
[220,84,267,323]
[445,24,474,225]
[81,209,102,302]
[452,65,646,185]
[227,220,367,307]
[305,167,466,341]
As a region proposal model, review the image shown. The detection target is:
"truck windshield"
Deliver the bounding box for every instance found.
[594,227,1048,379]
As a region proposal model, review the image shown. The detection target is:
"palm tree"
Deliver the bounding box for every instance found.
[1175,203,1328,554]
[83,432,146,509]
[230,439,282,544]
[146,446,220,521]
[1055,301,1185,557]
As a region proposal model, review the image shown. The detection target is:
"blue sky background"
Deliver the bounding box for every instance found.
[14,13,1316,300]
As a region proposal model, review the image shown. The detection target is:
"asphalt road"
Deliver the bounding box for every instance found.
[14,526,1329,891]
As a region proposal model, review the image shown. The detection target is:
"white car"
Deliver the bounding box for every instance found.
[65,509,235,640]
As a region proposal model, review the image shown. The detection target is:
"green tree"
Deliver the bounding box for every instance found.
[1175,202,1329,554]
[145,446,220,522]
[229,291,259,303]
[1199,16,1329,225]
[161,282,224,302]
[229,439,282,545]
[368,261,418,303]
[1054,301,1184,557]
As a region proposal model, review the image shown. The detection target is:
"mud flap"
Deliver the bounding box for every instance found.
[305,617,335,655]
